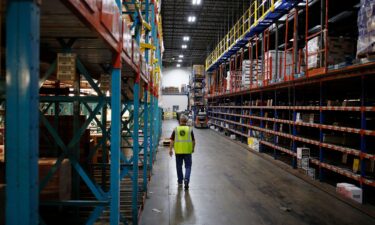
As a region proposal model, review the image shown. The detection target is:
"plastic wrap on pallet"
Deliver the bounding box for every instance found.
[264,50,292,81]
[242,60,261,87]
[307,36,320,69]
[307,36,356,68]
[357,0,375,57]
[226,71,231,91]
[123,23,132,57]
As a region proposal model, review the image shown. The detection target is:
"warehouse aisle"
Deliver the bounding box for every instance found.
[140,120,374,225]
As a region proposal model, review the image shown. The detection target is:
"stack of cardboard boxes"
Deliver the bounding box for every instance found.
[306,36,355,69]
[162,86,180,94]
[242,59,262,88]
[264,50,293,82]
[193,65,205,77]
[297,147,315,179]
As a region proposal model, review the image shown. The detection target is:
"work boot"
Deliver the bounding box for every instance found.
[184,179,189,190]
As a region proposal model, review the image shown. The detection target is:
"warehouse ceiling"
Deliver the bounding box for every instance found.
[161,0,252,68]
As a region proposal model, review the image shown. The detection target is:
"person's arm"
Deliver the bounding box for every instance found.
[169,140,174,157]
[192,131,196,153]
[169,130,175,157]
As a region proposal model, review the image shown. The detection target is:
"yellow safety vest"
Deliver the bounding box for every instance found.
[174,126,193,154]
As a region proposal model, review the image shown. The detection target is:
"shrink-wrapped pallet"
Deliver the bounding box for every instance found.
[357,0,375,57]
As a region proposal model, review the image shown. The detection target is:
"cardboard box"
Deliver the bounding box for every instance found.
[336,183,355,193]
[306,36,355,68]
[193,65,205,76]
[297,147,310,159]
[337,183,363,204]
[248,137,260,152]
[306,168,316,179]
[0,145,4,162]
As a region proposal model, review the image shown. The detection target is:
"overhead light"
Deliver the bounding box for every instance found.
[183,36,190,41]
[172,57,175,60]
[177,64,181,68]
[192,0,201,5]
[188,16,196,23]
[178,59,182,62]
[179,55,184,58]
[182,45,187,49]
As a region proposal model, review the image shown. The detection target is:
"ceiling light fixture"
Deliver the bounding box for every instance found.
[187,16,196,23]
[182,45,187,49]
[183,36,190,41]
[192,0,201,5]
[178,59,182,62]
[177,64,181,68]
[179,55,184,58]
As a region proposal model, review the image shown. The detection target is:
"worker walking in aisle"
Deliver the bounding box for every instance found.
[169,114,195,190]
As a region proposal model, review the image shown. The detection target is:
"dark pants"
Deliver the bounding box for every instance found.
[175,154,192,184]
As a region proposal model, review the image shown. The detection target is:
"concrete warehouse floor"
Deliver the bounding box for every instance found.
[140,120,375,225]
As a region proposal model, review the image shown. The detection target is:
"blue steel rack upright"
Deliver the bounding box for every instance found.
[4,0,163,224]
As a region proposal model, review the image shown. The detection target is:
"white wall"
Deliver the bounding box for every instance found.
[161,95,188,112]
[162,67,191,91]
[160,67,191,111]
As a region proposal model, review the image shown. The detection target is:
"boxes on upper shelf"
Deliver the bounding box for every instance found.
[297,147,310,159]
[264,50,293,81]
[297,147,310,170]
[306,36,355,69]
[357,0,375,57]
[193,65,205,77]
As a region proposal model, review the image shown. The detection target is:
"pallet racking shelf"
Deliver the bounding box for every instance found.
[2,0,163,224]
[205,0,375,203]
[190,65,206,122]
[208,68,375,193]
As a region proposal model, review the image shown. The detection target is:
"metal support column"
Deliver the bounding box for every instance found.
[132,13,142,224]
[274,22,279,83]
[6,1,40,224]
[319,81,324,181]
[293,8,299,75]
[132,74,140,224]
[110,0,122,224]
[110,66,121,225]
[143,84,149,191]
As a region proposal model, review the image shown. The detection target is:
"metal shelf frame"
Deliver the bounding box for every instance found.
[206,0,303,72]
[207,70,375,194]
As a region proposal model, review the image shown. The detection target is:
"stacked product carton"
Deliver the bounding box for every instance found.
[264,50,293,81]
[242,60,261,87]
[193,65,205,78]
[336,183,363,204]
[226,71,231,91]
[357,0,375,57]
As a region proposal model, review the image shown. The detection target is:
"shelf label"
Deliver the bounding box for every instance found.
[57,53,77,82]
